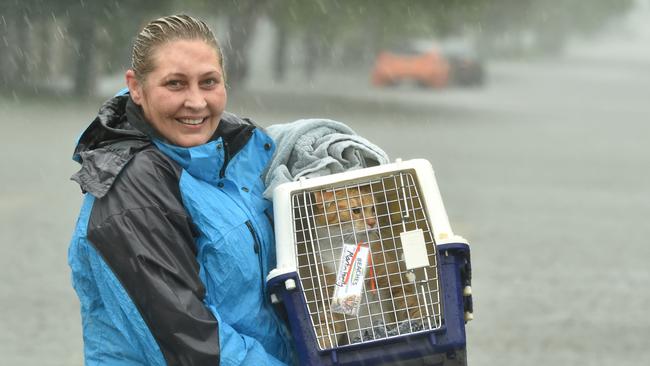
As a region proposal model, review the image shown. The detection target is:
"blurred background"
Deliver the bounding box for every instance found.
[1,0,649,365]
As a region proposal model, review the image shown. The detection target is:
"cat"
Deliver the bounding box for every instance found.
[309,185,422,349]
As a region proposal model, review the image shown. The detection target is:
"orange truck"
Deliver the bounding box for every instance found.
[371,48,450,88]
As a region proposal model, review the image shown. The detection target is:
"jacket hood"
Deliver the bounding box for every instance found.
[71,94,151,198]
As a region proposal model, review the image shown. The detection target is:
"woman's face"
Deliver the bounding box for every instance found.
[127,39,227,147]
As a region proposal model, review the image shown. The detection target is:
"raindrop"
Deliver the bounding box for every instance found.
[316,0,327,15]
[23,14,33,30]
[56,26,65,40]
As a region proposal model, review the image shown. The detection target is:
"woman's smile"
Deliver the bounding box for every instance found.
[177,117,208,126]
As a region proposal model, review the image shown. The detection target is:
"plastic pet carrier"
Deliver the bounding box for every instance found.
[267,159,473,366]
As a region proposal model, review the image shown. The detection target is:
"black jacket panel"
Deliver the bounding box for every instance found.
[87,147,220,366]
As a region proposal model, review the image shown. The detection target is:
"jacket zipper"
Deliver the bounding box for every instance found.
[245,220,265,296]
[247,219,293,360]
[219,141,230,179]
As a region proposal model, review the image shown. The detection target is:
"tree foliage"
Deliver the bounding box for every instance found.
[0,0,636,96]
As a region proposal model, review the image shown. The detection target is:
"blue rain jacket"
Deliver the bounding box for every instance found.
[68,94,295,365]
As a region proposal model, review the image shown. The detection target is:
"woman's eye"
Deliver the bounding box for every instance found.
[166,80,183,89]
[201,78,219,88]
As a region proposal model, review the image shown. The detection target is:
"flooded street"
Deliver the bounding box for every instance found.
[239,52,650,365]
[2,38,649,366]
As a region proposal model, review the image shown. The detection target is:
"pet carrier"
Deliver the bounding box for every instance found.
[267,159,473,366]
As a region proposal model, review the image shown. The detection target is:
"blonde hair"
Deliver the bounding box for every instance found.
[131,14,225,81]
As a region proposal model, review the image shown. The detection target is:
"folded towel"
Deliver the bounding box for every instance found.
[262,118,390,198]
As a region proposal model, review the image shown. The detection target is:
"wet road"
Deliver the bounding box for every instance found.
[240,54,650,366]
[1,48,649,365]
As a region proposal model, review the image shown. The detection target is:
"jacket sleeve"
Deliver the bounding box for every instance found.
[86,149,287,366]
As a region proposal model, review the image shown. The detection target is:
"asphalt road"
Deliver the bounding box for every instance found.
[240,54,650,366]
[1,46,649,365]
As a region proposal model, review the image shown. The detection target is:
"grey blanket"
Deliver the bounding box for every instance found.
[262,118,390,198]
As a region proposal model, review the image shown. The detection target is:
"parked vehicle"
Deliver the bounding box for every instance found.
[441,40,485,87]
[371,41,450,88]
[371,39,485,88]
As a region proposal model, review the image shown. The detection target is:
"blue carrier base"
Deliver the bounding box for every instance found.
[268,242,472,366]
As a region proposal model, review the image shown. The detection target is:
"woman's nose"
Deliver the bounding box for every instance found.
[184,87,207,110]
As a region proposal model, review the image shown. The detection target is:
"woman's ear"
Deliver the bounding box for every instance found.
[125,69,143,105]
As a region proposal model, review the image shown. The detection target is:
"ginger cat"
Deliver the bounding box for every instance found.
[310,185,422,348]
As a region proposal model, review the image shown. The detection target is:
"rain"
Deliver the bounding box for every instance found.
[1,0,649,365]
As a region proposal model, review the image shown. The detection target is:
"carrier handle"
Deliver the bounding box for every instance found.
[438,242,473,323]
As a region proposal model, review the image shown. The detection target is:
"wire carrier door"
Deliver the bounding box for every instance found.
[291,169,443,349]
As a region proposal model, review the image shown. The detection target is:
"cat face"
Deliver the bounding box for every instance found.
[313,186,377,233]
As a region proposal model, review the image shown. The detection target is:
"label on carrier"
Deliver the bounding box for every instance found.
[330,243,370,316]
[401,229,430,270]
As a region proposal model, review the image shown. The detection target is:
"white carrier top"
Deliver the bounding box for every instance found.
[268,158,465,282]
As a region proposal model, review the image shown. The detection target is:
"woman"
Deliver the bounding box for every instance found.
[69,14,295,365]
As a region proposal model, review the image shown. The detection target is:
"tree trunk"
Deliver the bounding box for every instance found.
[0,13,16,91]
[224,0,266,90]
[34,17,54,83]
[69,14,97,97]
[15,13,32,89]
[272,20,288,82]
[302,26,319,81]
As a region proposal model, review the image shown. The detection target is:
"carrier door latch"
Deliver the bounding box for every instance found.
[460,249,473,322]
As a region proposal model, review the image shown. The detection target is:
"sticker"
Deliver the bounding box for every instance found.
[330,243,370,316]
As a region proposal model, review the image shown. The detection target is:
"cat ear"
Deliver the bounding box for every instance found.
[314,190,334,206]
[313,191,323,205]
